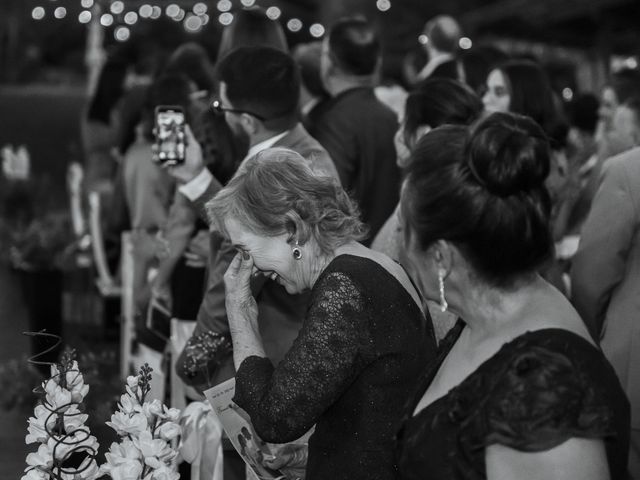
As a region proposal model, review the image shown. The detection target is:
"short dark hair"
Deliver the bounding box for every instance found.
[328,17,380,76]
[217,6,288,59]
[217,46,300,131]
[404,78,482,145]
[164,42,215,92]
[424,15,461,54]
[402,113,553,287]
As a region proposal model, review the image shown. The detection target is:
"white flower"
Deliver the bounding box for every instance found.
[48,430,98,463]
[26,405,55,444]
[125,375,139,398]
[21,467,48,480]
[65,364,90,403]
[100,458,144,480]
[62,405,89,434]
[142,399,163,422]
[162,406,180,423]
[44,380,72,413]
[25,443,53,470]
[134,431,176,467]
[151,464,180,480]
[119,393,139,415]
[103,438,141,466]
[158,422,181,442]
[106,411,148,436]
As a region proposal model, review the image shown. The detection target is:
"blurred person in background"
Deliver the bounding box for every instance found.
[404,15,461,85]
[457,45,509,96]
[571,138,640,480]
[80,56,128,195]
[122,74,193,323]
[217,5,288,59]
[151,42,219,320]
[372,78,483,342]
[313,17,399,243]
[292,41,331,134]
[482,60,576,292]
[395,114,629,480]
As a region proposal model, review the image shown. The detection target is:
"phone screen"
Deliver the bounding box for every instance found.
[154,106,185,165]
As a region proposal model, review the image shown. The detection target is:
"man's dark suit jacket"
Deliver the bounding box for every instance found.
[311,87,400,244]
[176,123,338,387]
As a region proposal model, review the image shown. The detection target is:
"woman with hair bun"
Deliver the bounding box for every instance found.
[395,112,630,480]
[209,148,436,480]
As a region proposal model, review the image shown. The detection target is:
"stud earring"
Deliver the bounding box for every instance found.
[292,241,302,260]
[438,267,448,312]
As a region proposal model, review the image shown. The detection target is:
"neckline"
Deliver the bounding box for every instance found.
[319,253,425,317]
[410,325,600,419]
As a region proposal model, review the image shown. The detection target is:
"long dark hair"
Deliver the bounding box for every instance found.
[87,58,128,124]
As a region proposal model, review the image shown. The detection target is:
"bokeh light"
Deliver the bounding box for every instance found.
[54,7,67,19]
[310,23,325,38]
[78,10,92,23]
[266,6,281,20]
[287,18,303,32]
[376,0,391,12]
[80,0,94,9]
[217,0,232,12]
[110,1,124,15]
[193,2,207,15]
[184,14,204,33]
[100,13,114,26]
[115,26,130,42]
[139,5,153,18]
[32,7,45,20]
[219,12,234,25]
[124,12,138,25]
[459,37,473,49]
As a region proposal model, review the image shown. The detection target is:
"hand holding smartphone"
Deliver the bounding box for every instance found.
[152,105,186,166]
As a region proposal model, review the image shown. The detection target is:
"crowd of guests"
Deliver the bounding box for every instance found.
[78,7,640,480]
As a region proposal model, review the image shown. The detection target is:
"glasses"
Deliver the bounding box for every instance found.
[211,99,266,121]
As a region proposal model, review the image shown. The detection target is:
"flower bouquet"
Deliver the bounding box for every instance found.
[99,364,181,480]
[23,349,99,480]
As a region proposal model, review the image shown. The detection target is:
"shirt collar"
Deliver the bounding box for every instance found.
[244,130,290,161]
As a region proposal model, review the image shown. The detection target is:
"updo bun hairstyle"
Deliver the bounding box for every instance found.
[403,112,554,288]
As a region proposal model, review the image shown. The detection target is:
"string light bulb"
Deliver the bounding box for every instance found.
[32,7,45,20]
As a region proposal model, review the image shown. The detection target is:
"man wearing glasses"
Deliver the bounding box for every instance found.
[168,46,338,390]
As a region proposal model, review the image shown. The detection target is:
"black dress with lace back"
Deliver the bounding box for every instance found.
[233,254,437,480]
[395,321,630,480]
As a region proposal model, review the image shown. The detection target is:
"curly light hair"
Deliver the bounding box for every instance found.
[207,148,367,253]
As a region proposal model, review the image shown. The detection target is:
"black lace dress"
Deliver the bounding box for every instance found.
[233,254,437,480]
[395,321,630,480]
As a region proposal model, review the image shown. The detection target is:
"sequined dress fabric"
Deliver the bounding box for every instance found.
[234,254,436,480]
[395,321,631,480]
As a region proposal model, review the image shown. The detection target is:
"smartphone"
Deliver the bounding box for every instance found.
[152,105,186,165]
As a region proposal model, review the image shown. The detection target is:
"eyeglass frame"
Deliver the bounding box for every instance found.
[211,99,267,121]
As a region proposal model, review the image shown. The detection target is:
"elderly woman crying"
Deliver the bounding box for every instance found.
[207,148,436,480]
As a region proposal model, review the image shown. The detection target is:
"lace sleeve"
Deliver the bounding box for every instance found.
[480,343,616,452]
[233,271,369,443]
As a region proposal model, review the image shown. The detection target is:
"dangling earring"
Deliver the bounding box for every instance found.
[438,267,448,312]
[292,241,302,260]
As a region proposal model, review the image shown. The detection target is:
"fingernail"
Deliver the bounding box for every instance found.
[242,251,250,261]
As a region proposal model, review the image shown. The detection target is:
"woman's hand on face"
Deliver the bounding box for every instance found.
[224,251,259,328]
